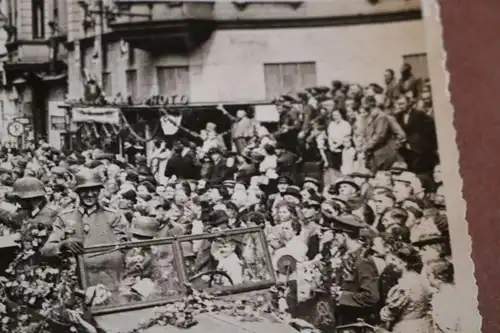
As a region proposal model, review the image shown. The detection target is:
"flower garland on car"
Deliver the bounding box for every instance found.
[0,221,96,333]
[0,219,326,333]
[122,283,317,333]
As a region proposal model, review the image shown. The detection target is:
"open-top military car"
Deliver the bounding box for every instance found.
[78,226,320,333]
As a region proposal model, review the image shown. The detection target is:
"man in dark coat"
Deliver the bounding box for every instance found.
[298,91,320,141]
[384,69,400,102]
[360,96,401,172]
[275,100,302,152]
[398,63,420,98]
[205,147,237,186]
[394,95,438,174]
[164,140,200,180]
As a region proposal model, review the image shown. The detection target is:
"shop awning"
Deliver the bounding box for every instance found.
[34,72,67,82]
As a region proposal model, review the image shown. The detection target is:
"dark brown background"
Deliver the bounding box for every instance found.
[440,1,499,332]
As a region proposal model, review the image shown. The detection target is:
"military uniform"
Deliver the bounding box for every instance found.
[0,201,60,231]
[335,248,380,326]
[0,176,59,232]
[330,214,380,327]
[42,205,129,298]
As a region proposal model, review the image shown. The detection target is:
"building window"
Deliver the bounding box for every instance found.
[32,0,45,39]
[102,72,112,97]
[126,69,138,101]
[128,47,135,67]
[263,62,317,100]
[102,44,108,72]
[403,53,429,80]
[156,66,190,97]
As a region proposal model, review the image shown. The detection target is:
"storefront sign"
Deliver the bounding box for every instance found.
[145,95,189,106]
[72,107,120,124]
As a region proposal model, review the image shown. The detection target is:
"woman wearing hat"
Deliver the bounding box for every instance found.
[348,166,374,199]
[412,231,451,278]
[379,207,411,241]
[268,175,291,212]
[205,146,237,186]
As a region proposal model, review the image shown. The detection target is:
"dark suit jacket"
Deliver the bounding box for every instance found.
[398,75,420,97]
[301,104,320,134]
[363,111,401,171]
[165,151,200,179]
[206,158,236,186]
[396,110,437,154]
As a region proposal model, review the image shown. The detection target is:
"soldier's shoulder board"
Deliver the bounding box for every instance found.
[58,207,76,216]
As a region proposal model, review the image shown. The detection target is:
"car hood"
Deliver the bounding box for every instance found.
[95,309,298,333]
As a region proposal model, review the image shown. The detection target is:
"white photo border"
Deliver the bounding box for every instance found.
[421,1,481,331]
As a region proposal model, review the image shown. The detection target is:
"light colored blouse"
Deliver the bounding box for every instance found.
[431,284,461,333]
[381,271,433,333]
[327,120,352,152]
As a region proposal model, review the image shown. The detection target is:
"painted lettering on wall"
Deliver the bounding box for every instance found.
[145,95,189,106]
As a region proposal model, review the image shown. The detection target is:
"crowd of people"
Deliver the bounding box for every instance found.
[0,63,459,333]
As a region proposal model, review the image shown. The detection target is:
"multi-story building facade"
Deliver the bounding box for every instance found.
[1,0,428,149]
[66,0,426,104]
[0,0,68,146]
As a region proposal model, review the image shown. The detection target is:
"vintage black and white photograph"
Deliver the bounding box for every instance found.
[0,0,480,333]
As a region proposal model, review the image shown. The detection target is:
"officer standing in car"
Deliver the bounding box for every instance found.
[0,176,60,231]
[41,168,129,301]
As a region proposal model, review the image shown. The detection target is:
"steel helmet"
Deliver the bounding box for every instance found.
[130,215,159,238]
[74,168,103,190]
[12,176,46,199]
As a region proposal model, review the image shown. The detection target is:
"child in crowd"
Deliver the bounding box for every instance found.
[340,136,357,175]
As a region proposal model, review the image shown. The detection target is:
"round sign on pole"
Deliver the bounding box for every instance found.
[7,121,25,137]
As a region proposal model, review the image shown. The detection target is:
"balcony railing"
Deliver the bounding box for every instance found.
[109,1,215,26]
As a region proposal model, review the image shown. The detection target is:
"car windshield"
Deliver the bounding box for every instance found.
[79,226,275,314]
[178,226,275,293]
[79,237,183,314]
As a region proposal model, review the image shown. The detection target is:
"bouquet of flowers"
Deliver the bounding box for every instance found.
[0,220,97,333]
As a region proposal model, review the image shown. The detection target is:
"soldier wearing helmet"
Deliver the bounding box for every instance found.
[41,168,129,300]
[0,176,59,231]
[130,215,159,241]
